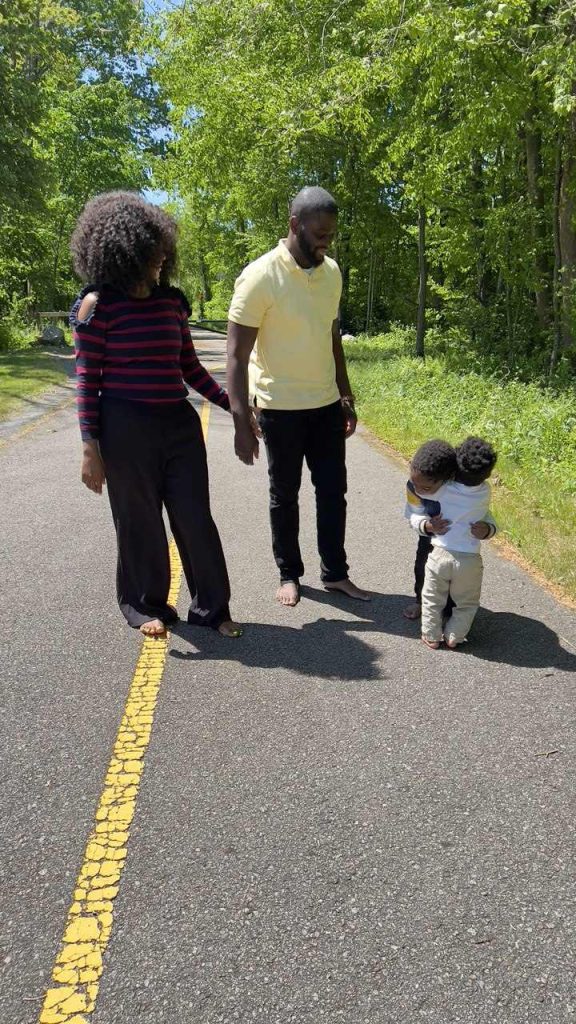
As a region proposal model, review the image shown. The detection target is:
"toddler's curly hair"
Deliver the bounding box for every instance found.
[411,439,456,480]
[456,437,497,485]
[70,191,178,293]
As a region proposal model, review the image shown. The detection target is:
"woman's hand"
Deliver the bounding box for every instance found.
[81,441,106,494]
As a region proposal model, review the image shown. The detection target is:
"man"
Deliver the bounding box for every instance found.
[227,186,369,607]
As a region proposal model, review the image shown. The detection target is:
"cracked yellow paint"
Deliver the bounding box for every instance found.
[38,401,211,1022]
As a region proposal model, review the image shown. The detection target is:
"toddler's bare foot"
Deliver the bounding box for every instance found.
[324,579,371,601]
[403,601,422,620]
[140,618,167,638]
[421,636,441,650]
[276,581,300,607]
[217,619,243,638]
[445,635,464,649]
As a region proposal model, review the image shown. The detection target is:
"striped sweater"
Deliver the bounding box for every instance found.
[71,285,230,440]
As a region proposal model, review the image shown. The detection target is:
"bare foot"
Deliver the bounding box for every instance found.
[445,635,464,649]
[276,581,300,607]
[403,601,422,620]
[217,619,244,638]
[324,579,371,601]
[422,636,441,650]
[140,618,167,638]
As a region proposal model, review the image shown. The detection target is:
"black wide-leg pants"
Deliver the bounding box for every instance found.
[98,397,231,629]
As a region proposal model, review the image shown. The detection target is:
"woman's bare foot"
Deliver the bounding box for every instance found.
[324,579,371,601]
[421,636,441,650]
[276,581,300,607]
[403,601,422,620]
[140,618,167,638]
[217,619,244,638]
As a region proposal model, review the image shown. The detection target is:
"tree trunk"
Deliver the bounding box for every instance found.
[470,154,490,306]
[550,133,563,377]
[415,206,427,358]
[559,86,576,351]
[365,247,376,333]
[525,112,551,333]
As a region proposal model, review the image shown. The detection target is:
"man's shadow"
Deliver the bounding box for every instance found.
[170,613,386,683]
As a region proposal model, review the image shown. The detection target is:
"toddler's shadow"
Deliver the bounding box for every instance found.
[302,586,576,672]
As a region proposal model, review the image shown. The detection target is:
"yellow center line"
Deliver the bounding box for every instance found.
[38,400,211,1024]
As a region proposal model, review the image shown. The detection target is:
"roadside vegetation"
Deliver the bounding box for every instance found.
[346,330,576,601]
[0,350,70,421]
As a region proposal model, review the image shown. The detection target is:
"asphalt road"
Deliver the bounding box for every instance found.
[1,332,576,1023]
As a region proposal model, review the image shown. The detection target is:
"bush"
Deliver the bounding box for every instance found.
[0,295,36,351]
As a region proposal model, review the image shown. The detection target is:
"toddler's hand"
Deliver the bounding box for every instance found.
[426,515,451,536]
[471,520,491,539]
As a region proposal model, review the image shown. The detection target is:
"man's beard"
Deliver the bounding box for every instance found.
[297,226,323,266]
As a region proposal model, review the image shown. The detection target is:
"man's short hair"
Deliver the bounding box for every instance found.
[290,187,338,221]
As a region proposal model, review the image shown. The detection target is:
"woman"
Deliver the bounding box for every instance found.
[70,190,242,638]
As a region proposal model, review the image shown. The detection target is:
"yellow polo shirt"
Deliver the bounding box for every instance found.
[228,239,342,410]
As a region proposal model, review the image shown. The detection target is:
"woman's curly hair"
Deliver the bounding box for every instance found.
[456,436,497,485]
[70,191,178,293]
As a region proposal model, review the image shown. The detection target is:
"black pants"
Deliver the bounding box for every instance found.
[414,534,433,600]
[99,397,231,629]
[258,401,348,584]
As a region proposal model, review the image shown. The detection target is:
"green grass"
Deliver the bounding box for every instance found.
[0,350,71,421]
[345,329,576,602]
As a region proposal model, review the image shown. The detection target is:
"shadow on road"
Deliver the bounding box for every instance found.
[464,607,576,671]
[170,589,576,678]
[170,615,385,682]
[288,588,576,673]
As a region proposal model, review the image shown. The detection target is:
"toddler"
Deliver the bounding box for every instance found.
[416,437,497,649]
[403,439,457,620]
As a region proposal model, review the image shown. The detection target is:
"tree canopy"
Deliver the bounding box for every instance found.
[148,0,576,379]
[1,0,576,381]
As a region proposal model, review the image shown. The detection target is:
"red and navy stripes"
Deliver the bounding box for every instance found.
[71,286,229,440]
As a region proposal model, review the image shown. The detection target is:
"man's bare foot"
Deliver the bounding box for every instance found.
[217,619,244,638]
[421,636,441,650]
[276,581,300,607]
[324,579,371,601]
[403,601,422,620]
[140,618,167,638]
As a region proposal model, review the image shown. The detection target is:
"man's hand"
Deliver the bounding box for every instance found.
[250,408,262,439]
[81,444,106,494]
[341,397,357,438]
[343,405,357,438]
[425,515,451,536]
[234,415,259,465]
[471,520,491,539]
